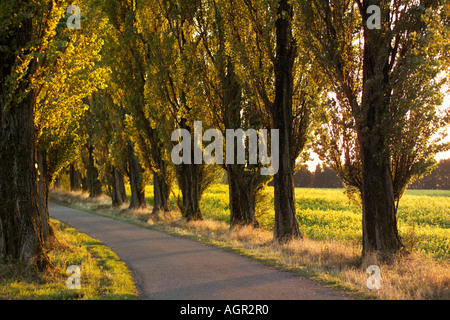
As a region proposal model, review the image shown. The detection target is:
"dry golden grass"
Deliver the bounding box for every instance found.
[172,218,449,300]
[143,206,450,300]
[51,189,112,209]
[49,189,449,300]
[342,252,450,300]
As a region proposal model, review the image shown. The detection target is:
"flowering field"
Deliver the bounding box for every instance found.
[199,185,450,260]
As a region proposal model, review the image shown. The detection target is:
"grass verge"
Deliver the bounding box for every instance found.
[49,188,449,300]
[0,218,138,300]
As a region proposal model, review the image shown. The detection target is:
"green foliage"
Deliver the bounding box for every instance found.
[32,0,109,181]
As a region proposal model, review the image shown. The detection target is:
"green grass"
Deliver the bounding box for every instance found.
[134,184,449,260]
[0,219,138,300]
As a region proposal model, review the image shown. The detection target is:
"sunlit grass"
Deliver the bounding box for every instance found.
[0,219,138,300]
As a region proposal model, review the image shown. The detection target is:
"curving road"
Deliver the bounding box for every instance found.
[49,202,354,300]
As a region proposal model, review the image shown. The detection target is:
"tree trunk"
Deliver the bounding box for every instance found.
[219,56,261,227]
[127,142,146,209]
[128,106,170,213]
[0,84,46,266]
[0,93,46,266]
[361,150,403,258]
[81,176,89,192]
[37,150,53,242]
[0,14,49,267]
[153,173,170,215]
[227,166,258,227]
[111,166,126,207]
[359,101,404,258]
[53,176,62,189]
[176,162,202,221]
[69,163,82,191]
[86,144,102,198]
[272,163,300,240]
[358,2,403,258]
[175,119,202,221]
[149,129,171,215]
[271,0,301,241]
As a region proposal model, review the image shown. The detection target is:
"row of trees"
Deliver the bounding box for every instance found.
[292,158,450,189]
[1,0,449,268]
[291,165,343,189]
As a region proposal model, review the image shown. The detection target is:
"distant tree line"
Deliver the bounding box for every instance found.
[293,165,343,188]
[268,164,343,188]
[288,159,450,190]
[410,159,450,190]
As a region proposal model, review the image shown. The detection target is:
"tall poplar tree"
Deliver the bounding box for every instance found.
[299,0,450,258]
[193,0,271,227]
[0,0,46,266]
[226,0,322,240]
[97,0,174,212]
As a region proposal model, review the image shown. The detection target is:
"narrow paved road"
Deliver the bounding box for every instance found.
[50,202,354,300]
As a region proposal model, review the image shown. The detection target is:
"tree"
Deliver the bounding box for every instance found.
[0,0,104,267]
[83,91,128,205]
[225,0,322,240]
[69,162,83,191]
[96,0,177,213]
[410,158,450,190]
[299,0,450,259]
[34,2,108,232]
[143,0,221,221]
[294,166,312,188]
[312,164,343,188]
[98,0,148,210]
[193,0,271,227]
[0,0,45,266]
[98,93,128,207]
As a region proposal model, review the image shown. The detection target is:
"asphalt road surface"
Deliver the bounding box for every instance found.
[49,202,354,300]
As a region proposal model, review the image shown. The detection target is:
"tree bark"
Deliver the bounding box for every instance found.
[81,176,89,192]
[176,162,202,221]
[0,93,47,266]
[86,144,102,198]
[53,176,62,189]
[128,98,171,214]
[111,166,126,207]
[175,120,202,221]
[153,173,170,215]
[361,150,403,257]
[0,14,49,267]
[149,128,171,215]
[69,163,82,191]
[220,58,260,227]
[127,142,146,209]
[37,150,54,242]
[271,0,301,241]
[227,166,258,227]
